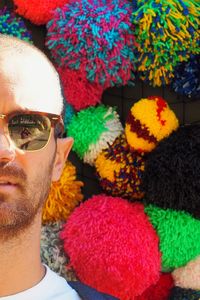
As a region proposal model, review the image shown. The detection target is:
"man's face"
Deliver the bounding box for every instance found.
[0,47,71,240]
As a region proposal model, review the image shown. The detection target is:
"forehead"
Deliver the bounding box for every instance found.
[0,41,63,115]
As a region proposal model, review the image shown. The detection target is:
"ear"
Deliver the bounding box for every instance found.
[51,137,73,182]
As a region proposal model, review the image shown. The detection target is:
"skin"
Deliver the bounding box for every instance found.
[0,35,73,296]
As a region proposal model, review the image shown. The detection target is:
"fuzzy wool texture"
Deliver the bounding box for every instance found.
[67,105,123,166]
[169,287,200,300]
[41,221,77,281]
[136,273,174,300]
[61,195,161,300]
[42,161,84,223]
[95,134,145,200]
[125,96,179,152]
[172,54,200,99]
[46,0,137,88]
[58,66,104,111]
[0,6,32,42]
[145,205,200,271]
[172,255,200,290]
[132,0,200,86]
[13,0,68,25]
[64,102,75,132]
[142,124,200,218]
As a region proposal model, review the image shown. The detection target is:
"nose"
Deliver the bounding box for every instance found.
[0,132,15,163]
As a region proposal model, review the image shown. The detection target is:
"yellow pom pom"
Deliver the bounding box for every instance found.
[125,96,179,152]
[42,161,84,223]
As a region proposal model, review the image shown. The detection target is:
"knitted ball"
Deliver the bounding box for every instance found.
[132,0,200,86]
[0,7,32,42]
[145,205,200,271]
[41,221,77,281]
[172,255,200,290]
[42,161,84,223]
[58,66,104,111]
[142,124,200,217]
[169,287,200,300]
[95,134,145,200]
[46,0,137,88]
[125,96,179,152]
[136,273,174,300]
[67,105,123,166]
[61,195,161,299]
[172,54,200,99]
[13,0,68,25]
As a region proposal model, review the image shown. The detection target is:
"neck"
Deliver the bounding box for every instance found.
[0,213,45,297]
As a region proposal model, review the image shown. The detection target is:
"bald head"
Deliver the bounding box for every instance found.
[0,34,63,114]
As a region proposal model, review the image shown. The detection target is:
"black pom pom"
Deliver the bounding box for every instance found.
[142,124,200,218]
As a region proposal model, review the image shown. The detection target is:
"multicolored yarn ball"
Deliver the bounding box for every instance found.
[0,7,32,42]
[125,96,179,152]
[41,221,77,281]
[145,205,200,272]
[169,287,200,300]
[57,66,104,111]
[95,134,145,200]
[172,55,200,99]
[42,161,84,223]
[13,0,68,25]
[61,195,161,299]
[132,0,200,86]
[46,0,137,89]
[142,124,200,218]
[67,105,123,166]
[136,273,174,300]
[63,102,75,132]
[172,255,200,290]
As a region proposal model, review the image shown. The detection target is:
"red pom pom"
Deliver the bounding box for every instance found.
[61,194,161,299]
[13,0,68,25]
[58,66,104,111]
[136,273,174,300]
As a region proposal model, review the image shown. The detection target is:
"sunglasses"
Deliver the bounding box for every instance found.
[0,111,64,151]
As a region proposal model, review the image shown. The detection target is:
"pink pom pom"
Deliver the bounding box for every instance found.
[57,66,103,111]
[136,273,174,300]
[61,194,161,299]
[13,0,68,25]
[172,255,200,290]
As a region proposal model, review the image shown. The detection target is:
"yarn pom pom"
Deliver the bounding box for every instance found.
[63,102,75,132]
[41,221,77,281]
[136,273,174,300]
[145,205,200,271]
[169,287,200,300]
[13,0,68,25]
[142,124,200,218]
[172,255,200,290]
[67,105,123,166]
[172,55,200,99]
[95,134,145,200]
[61,195,161,299]
[42,161,84,223]
[46,0,137,88]
[58,66,103,111]
[132,0,200,86]
[125,96,179,152]
[0,7,32,42]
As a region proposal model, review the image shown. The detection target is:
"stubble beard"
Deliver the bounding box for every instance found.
[0,154,55,241]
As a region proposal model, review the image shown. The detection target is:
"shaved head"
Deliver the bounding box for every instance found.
[0,34,63,114]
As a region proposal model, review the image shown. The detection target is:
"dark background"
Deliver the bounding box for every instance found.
[1,0,200,199]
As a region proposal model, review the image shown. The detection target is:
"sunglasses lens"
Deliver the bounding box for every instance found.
[8,114,51,151]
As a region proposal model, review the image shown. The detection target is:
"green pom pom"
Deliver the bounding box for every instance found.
[67,105,123,165]
[145,205,200,272]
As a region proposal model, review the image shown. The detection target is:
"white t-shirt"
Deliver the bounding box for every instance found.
[0,266,81,300]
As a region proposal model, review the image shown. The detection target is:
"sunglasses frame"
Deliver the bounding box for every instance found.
[0,110,64,152]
